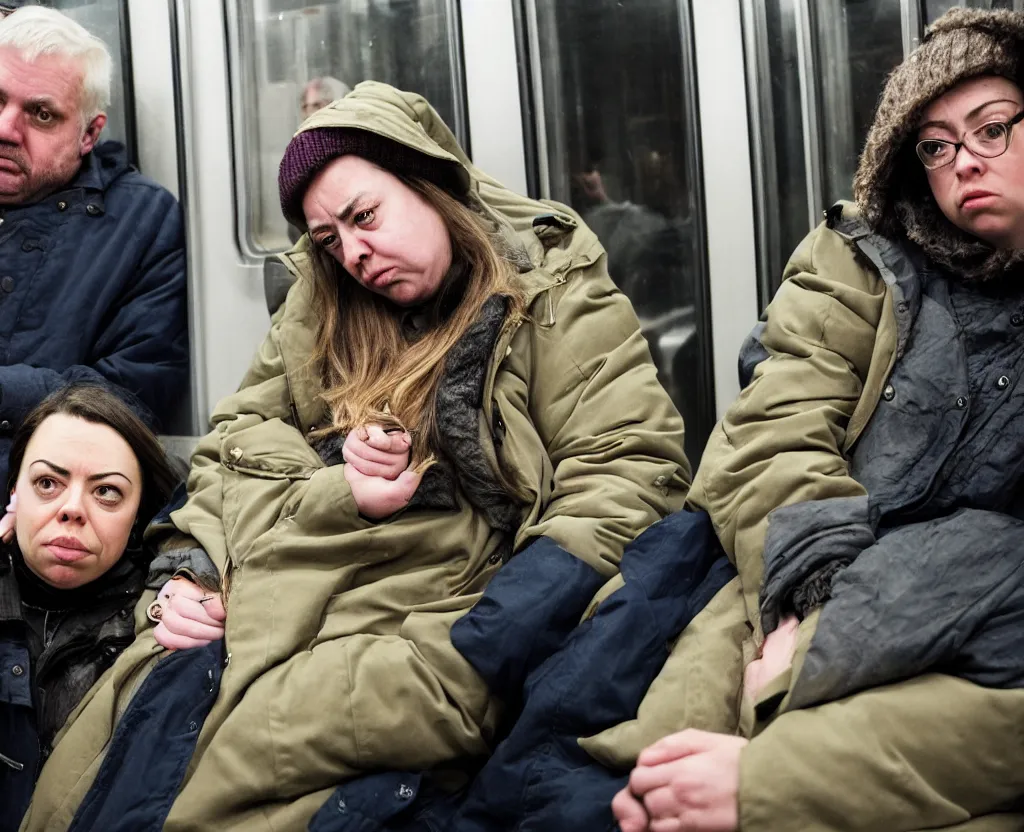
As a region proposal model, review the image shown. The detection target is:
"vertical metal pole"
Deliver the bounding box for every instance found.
[444,0,470,150]
[793,0,824,230]
[170,0,207,433]
[676,0,716,430]
[739,0,781,308]
[901,0,923,57]
[522,0,551,199]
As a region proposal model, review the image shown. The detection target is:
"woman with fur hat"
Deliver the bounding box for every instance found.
[20,82,690,831]
[611,8,1024,832]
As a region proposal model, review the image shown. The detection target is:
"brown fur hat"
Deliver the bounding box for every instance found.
[853,8,1024,281]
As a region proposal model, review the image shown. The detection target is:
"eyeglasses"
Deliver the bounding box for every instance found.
[916,111,1024,170]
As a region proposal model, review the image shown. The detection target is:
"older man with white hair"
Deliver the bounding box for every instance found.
[0,3,187,492]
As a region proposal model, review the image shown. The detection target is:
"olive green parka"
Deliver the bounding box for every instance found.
[583,205,1024,832]
[21,82,689,832]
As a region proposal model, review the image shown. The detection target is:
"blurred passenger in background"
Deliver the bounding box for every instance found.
[0,5,188,482]
[300,75,352,120]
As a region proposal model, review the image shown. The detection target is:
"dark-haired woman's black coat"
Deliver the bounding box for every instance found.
[0,551,144,832]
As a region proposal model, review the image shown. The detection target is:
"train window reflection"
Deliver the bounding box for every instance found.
[927,0,1024,17]
[744,0,903,307]
[229,0,467,254]
[47,0,135,160]
[519,0,713,466]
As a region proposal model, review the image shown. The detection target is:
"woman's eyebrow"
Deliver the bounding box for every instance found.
[87,471,133,484]
[335,192,367,223]
[31,458,69,476]
[919,98,1021,132]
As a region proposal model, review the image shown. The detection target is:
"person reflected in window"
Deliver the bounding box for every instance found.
[0,5,188,482]
[576,154,699,460]
[0,384,183,832]
[21,81,690,831]
[612,9,1024,832]
[289,77,354,245]
[300,75,352,121]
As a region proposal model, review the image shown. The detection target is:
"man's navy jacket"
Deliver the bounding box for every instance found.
[0,139,188,481]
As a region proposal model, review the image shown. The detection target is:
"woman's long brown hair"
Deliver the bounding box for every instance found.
[306,177,525,467]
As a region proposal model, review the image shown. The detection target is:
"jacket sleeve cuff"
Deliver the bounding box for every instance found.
[790,559,849,619]
[147,546,220,591]
[760,495,875,632]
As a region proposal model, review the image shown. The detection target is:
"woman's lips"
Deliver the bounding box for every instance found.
[367,267,397,288]
[45,538,91,563]
[961,192,998,210]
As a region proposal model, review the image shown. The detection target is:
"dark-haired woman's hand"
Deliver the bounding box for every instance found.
[342,425,412,480]
[0,493,15,543]
[152,576,227,651]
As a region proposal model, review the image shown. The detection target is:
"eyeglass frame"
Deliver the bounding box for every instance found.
[916,110,1024,170]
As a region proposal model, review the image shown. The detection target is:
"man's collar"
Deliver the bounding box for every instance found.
[70,140,130,194]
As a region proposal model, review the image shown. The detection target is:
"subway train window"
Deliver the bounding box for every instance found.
[46,0,135,158]
[927,0,1024,16]
[745,0,1023,306]
[743,0,903,306]
[228,0,467,254]
[517,0,713,466]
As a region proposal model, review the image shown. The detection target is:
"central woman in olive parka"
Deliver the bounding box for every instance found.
[21,82,690,831]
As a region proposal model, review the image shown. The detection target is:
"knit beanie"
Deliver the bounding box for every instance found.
[278,128,467,230]
[854,8,1024,281]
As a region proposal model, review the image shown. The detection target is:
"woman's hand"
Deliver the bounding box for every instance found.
[743,614,800,702]
[342,424,421,519]
[615,729,748,832]
[343,425,412,480]
[344,464,421,520]
[150,576,226,651]
[0,493,16,543]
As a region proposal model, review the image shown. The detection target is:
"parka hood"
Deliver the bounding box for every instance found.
[280,81,472,229]
[853,8,1024,281]
[277,81,600,287]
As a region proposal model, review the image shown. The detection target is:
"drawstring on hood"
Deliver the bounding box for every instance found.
[854,8,1024,281]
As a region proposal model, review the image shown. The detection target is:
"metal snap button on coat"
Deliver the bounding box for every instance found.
[56,200,67,211]
[997,375,1011,390]
[11,664,23,676]
[229,447,243,461]
[0,421,11,432]
[882,384,896,401]
[188,721,199,732]
[655,475,667,486]
[86,203,101,216]
[396,784,415,800]
[1013,313,1024,327]
[1,277,14,293]
[955,395,968,409]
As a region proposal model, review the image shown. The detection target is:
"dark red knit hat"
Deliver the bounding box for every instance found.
[278,128,466,229]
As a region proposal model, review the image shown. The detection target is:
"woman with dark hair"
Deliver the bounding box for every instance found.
[22,81,690,831]
[0,384,180,831]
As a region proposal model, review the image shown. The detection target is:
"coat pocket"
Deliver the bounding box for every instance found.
[219,416,324,481]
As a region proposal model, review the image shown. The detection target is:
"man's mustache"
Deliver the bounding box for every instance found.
[0,146,29,174]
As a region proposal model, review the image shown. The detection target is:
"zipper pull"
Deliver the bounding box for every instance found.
[0,750,25,771]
